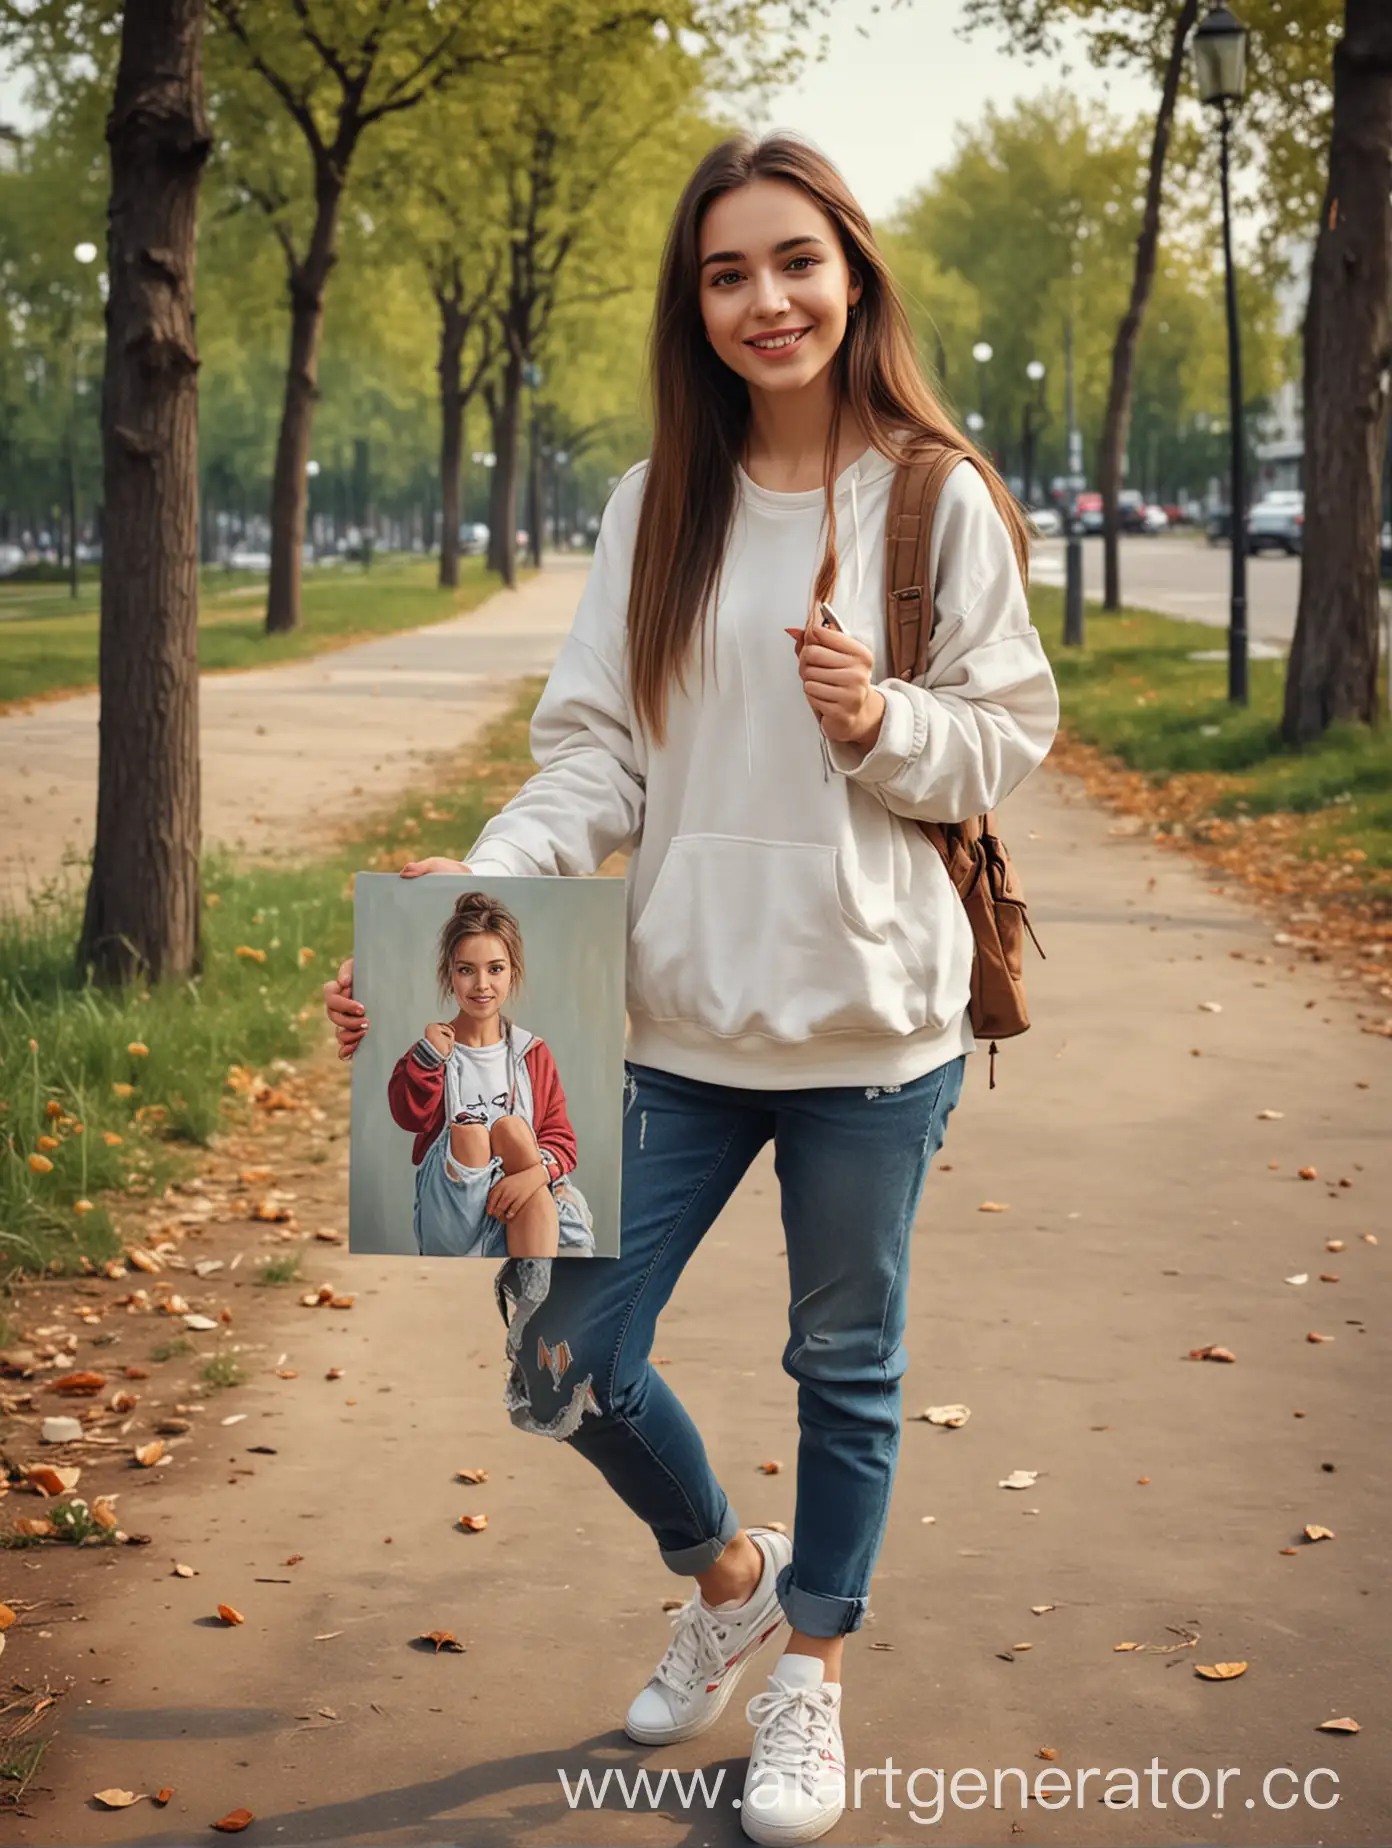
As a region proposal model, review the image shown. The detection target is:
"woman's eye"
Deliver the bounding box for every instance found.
[710,269,741,288]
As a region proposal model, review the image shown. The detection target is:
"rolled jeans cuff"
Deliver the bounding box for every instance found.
[776,1564,867,1637]
[658,1502,740,1575]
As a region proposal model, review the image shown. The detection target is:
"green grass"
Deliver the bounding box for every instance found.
[1031,586,1392,876]
[202,1352,244,1390]
[0,555,499,707]
[255,1251,302,1286]
[0,679,543,1279]
[148,1335,194,1362]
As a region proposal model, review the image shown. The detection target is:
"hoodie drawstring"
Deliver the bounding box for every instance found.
[819,464,867,784]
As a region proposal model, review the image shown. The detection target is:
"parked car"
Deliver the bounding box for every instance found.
[228,544,271,571]
[458,522,489,556]
[1206,509,1232,545]
[1117,489,1148,534]
[1160,503,1189,528]
[1075,490,1104,534]
[1141,504,1170,534]
[1245,490,1304,555]
[1026,504,1063,537]
[0,542,25,578]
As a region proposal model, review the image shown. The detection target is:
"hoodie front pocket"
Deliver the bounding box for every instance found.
[628,833,941,1042]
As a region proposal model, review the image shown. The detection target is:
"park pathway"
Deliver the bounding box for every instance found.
[0,559,589,909]
[2,554,1388,1845]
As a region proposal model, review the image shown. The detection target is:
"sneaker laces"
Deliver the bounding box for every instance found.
[745,1681,842,1791]
[652,1594,730,1697]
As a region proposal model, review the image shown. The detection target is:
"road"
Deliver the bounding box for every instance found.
[1031,533,1298,653]
[4,559,1389,1847]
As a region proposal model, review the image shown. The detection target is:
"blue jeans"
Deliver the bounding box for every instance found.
[500,1054,966,1639]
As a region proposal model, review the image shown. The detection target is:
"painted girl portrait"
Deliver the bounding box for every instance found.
[385,890,597,1259]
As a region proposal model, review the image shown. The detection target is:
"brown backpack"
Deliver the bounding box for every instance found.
[884,446,1044,1089]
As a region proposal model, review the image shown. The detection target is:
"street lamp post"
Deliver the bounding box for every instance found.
[1023,359,1046,506]
[522,361,544,570]
[1193,2,1250,707]
[972,341,993,460]
[1063,311,1085,647]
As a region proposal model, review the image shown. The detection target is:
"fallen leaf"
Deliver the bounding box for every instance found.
[173,1563,197,1577]
[455,1468,488,1484]
[93,1789,143,1809]
[999,1470,1038,1490]
[212,1808,256,1832]
[759,1459,783,1474]
[1256,1109,1284,1120]
[1037,1747,1058,1761]
[154,1787,174,1805]
[978,1201,1009,1213]
[133,1440,165,1468]
[13,1517,56,1538]
[217,1603,245,1625]
[0,1604,14,1629]
[1188,1345,1236,1363]
[1316,1717,1360,1733]
[1198,1001,1223,1013]
[1114,1641,1144,1652]
[24,1464,80,1497]
[325,1367,344,1380]
[183,1314,219,1331]
[420,1630,465,1653]
[50,1370,106,1395]
[1030,1604,1055,1615]
[457,1514,488,1532]
[1298,1167,1318,1181]
[1326,1239,1345,1252]
[1307,1332,1334,1343]
[1362,1233,1378,1246]
[90,1497,119,1531]
[1303,1524,1335,1542]
[1319,1273,1339,1283]
[328,1295,355,1310]
[919,1404,971,1427]
[1195,1662,1248,1680]
[660,1598,685,1612]
[1284,1274,1309,1286]
[285,1555,303,1566]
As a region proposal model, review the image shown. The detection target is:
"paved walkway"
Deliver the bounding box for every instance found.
[0,560,589,909]
[4,559,1389,1845]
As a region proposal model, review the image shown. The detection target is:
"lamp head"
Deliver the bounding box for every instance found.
[1193,3,1248,108]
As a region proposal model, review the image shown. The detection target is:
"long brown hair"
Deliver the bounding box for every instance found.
[627,131,1032,745]
[437,891,526,1002]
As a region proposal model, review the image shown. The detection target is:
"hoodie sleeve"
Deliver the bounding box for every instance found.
[388,1039,447,1138]
[825,461,1059,822]
[463,467,649,878]
[526,1043,578,1181]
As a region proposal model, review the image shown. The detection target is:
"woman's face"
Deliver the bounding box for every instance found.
[698,178,861,397]
[450,932,513,1022]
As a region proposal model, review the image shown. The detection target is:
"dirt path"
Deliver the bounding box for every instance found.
[0,561,589,909]
[2,736,1388,1842]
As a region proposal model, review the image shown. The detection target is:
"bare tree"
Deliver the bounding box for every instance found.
[79,0,211,985]
[1282,0,1392,742]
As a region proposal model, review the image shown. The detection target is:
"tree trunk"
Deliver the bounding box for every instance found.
[1099,0,1198,611]
[1282,0,1392,743]
[265,167,340,633]
[436,292,466,591]
[79,0,210,986]
[488,355,522,588]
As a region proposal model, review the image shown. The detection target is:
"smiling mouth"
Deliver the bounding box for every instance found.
[745,327,811,351]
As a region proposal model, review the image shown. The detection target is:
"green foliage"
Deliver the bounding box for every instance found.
[886,90,1286,491]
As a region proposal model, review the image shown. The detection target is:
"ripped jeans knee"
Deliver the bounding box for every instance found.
[494,1256,602,1442]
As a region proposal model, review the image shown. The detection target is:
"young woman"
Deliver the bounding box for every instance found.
[387,890,595,1260]
[326,132,1059,1844]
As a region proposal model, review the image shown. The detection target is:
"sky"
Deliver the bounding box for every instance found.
[0,0,1164,220]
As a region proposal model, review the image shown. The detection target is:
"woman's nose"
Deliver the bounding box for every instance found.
[751,270,789,316]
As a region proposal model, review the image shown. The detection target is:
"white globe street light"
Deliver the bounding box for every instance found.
[1027,360,1046,383]
[965,412,985,434]
[306,459,321,477]
[972,342,993,364]
[74,241,98,265]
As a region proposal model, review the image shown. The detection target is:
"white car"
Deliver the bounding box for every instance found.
[1027,506,1063,537]
[1141,504,1170,533]
[1245,491,1304,556]
[228,545,271,571]
[0,542,25,578]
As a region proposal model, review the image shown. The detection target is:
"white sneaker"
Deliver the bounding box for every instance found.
[624,1527,792,1745]
[740,1653,846,1846]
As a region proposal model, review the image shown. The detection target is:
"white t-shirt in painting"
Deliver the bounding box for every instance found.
[449,1039,511,1127]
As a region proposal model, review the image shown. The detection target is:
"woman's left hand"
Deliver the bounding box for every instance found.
[786,620,886,749]
[487,1164,548,1223]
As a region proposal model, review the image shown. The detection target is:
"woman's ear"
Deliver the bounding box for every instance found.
[848,270,863,311]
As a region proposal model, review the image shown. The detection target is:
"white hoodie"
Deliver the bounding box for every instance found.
[464,447,1060,1088]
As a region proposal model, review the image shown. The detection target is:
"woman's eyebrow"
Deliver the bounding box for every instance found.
[699,234,827,270]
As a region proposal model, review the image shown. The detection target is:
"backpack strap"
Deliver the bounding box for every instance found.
[884,445,970,683]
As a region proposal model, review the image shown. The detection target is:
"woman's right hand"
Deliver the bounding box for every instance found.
[325,957,365,1061]
[423,1021,456,1057]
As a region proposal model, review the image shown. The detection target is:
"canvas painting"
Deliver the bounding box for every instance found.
[348,873,625,1260]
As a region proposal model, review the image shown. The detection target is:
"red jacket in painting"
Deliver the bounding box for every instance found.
[387,1032,578,1182]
